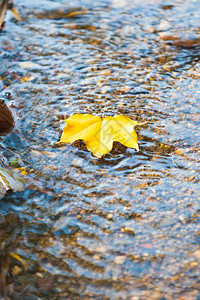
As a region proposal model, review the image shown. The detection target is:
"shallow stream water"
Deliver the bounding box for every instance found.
[0,0,200,299]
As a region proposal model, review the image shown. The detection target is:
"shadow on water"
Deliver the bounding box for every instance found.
[0,0,200,298]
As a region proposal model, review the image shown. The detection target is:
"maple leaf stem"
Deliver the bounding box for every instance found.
[102,104,108,118]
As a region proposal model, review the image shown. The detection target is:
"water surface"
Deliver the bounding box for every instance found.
[0,0,200,298]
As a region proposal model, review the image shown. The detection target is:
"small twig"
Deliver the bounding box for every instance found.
[16,128,30,149]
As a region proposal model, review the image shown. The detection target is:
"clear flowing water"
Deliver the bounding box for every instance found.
[0,0,200,299]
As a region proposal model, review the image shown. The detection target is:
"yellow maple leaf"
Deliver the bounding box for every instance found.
[59,114,144,158]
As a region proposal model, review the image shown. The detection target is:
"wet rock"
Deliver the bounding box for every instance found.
[159,32,200,48]
[120,227,135,236]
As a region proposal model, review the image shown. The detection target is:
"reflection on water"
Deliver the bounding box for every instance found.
[0,0,200,298]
